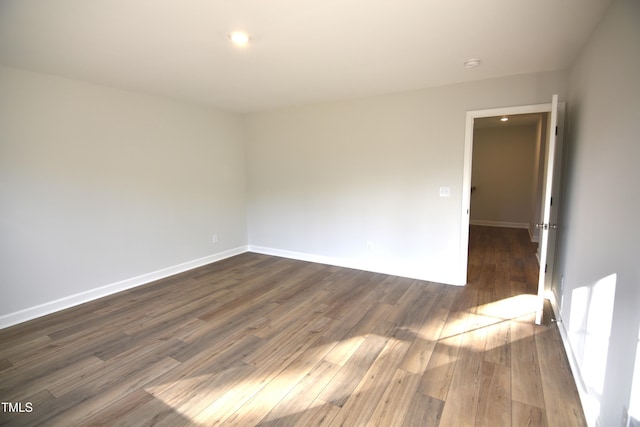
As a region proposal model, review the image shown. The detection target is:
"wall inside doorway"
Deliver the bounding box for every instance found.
[470,116,546,239]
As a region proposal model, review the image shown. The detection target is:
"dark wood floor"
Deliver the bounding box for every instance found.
[0,226,585,426]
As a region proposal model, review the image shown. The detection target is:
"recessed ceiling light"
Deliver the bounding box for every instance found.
[464,58,481,69]
[500,117,509,122]
[229,31,250,47]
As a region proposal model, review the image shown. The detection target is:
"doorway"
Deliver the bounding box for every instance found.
[459,97,565,322]
[469,113,548,246]
[467,112,548,295]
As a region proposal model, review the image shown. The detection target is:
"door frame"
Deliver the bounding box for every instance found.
[459,102,555,289]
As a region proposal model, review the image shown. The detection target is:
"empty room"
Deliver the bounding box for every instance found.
[1,0,638,426]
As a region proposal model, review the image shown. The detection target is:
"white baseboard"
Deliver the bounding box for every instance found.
[247,245,463,286]
[0,246,248,330]
[249,245,371,276]
[470,220,529,229]
[547,292,595,427]
[528,226,540,243]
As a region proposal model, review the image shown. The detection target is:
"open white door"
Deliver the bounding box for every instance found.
[536,94,564,323]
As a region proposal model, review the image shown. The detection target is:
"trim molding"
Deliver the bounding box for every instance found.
[470,220,529,229]
[247,245,464,286]
[249,245,368,274]
[0,246,248,330]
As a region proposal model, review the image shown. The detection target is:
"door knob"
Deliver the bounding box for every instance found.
[535,223,557,230]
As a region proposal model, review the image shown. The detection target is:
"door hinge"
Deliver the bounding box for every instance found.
[550,197,553,206]
[555,126,558,135]
[545,264,548,273]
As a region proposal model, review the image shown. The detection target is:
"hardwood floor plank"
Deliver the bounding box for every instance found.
[318,293,389,355]
[378,276,415,305]
[241,313,329,369]
[251,295,329,340]
[120,285,234,336]
[383,280,427,324]
[476,361,511,427]
[0,299,110,344]
[78,388,156,426]
[224,333,335,426]
[322,272,387,321]
[25,356,179,425]
[105,394,192,427]
[0,329,131,396]
[47,280,209,342]
[483,318,511,367]
[511,314,546,409]
[196,260,308,323]
[317,333,388,408]
[149,362,257,424]
[366,369,422,427]
[168,301,278,363]
[0,358,12,372]
[191,332,329,424]
[342,302,394,340]
[2,355,103,402]
[437,308,487,427]
[8,326,123,367]
[512,400,548,427]
[47,338,184,398]
[322,334,366,366]
[258,360,341,426]
[0,335,52,364]
[290,400,340,427]
[404,392,444,427]
[418,309,468,401]
[399,307,448,375]
[329,338,410,426]
[144,334,264,399]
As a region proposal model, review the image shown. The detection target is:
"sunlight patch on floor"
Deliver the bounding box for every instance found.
[142,292,548,424]
[475,294,541,322]
[323,335,366,365]
[145,335,409,425]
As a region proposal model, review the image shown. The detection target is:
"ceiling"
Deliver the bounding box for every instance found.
[474,113,544,129]
[0,0,613,113]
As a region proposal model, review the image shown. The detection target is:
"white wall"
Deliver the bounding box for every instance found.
[554,0,640,425]
[245,70,568,285]
[471,125,538,227]
[0,67,247,324]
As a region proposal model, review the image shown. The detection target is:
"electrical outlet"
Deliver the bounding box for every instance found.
[366,241,374,250]
[439,187,451,197]
[212,234,218,244]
